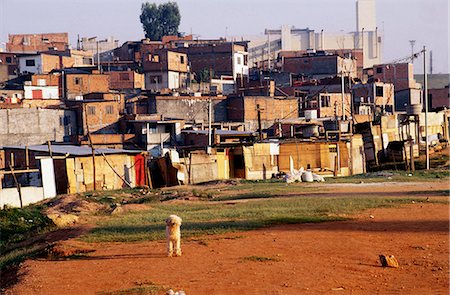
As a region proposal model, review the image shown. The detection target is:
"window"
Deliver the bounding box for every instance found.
[320,95,331,107]
[5,57,12,63]
[375,86,384,97]
[151,54,160,62]
[236,56,242,65]
[150,75,162,84]
[148,124,157,134]
[376,67,383,74]
[83,57,93,65]
[180,55,185,64]
[329,146,337,153]
[244,55,248,66]
[105,105,114,114]
[87,106,96,115]
[23,36,30,46]
[74,77,82,85]
[25,59,35,67]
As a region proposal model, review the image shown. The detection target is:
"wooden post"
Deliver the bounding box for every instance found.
[47,141,53,158]
[87,133,97,190]
[84,104,97,190]
[25,145,30,184]
[9,164,23,208]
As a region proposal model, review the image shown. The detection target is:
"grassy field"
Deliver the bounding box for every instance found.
[1,171,448,272]
[82,196,425,243]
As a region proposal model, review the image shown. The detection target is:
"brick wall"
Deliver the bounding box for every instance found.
[65,73,110,98]
[372,63,415,91]
[7,33,69,53]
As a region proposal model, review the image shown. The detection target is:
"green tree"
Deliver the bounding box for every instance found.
[140,2,181,41]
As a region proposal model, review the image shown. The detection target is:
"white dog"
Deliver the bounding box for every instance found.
[165,215,182,257]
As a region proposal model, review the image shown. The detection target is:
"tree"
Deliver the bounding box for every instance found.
[140,2,181,41]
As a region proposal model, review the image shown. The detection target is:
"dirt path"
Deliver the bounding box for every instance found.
[5,183,450,295]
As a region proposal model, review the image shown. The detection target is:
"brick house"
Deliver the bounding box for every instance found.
[227,95,298,130]
[0,52,19,82]
[143,49,188,91]
[6,33,69,53]
[109,71,145,90]
[174,41,249,82]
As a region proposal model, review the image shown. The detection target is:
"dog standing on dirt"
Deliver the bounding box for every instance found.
[165,215,182,257]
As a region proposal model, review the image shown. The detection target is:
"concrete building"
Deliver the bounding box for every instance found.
[352,81,395,116]
[370,63,422,112]
[249,0,381,69]
[24,83,59,100]
[149,94,228,123]
[6,33,69,53]
[80,36,119,58]
[18,53,68,74]
[128,114,184,156]
[280,53,358,79]
[143,49,188,91]
[0,108,76,146]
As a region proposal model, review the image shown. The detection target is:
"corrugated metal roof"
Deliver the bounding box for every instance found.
[182,130,256,136]
[2,145,141,156]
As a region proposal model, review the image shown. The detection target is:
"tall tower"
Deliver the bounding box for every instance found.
[356,0,376,32]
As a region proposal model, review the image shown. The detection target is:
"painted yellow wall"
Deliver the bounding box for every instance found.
[66,154,136,194]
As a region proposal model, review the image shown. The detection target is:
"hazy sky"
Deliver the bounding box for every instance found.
[0,0,448,73]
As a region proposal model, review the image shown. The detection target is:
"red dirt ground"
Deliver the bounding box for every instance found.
[4,182,450,295]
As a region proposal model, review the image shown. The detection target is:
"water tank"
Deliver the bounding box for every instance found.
[305,110,318,120]
[406,104,422,115]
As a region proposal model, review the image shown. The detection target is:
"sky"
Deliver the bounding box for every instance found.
[0,0,448,73]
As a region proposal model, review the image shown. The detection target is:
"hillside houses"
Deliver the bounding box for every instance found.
[1,0,448,207]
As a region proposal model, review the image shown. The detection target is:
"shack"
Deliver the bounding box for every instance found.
[1,145,145,198]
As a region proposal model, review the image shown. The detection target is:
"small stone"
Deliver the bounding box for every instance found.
[369,215,375,219]
[379,255,399,268]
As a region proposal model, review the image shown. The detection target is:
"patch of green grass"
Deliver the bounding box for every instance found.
[0,244,44,270]
[82,187,160,205]
[97,281,165,295]
[81,196,419,243]
[243,256,280,262]
[0,206,54,250]
[325,170,449,183]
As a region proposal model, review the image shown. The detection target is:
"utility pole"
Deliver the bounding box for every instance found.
[97,40,100,72]
[267,31,271,71]
[208,97,212,149]
[257,104,263,141]
[208,67,212,154]
[423,46,429,170]
[341,70,346,121]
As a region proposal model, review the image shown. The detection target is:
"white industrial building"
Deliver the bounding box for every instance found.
[248,0,382,69]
